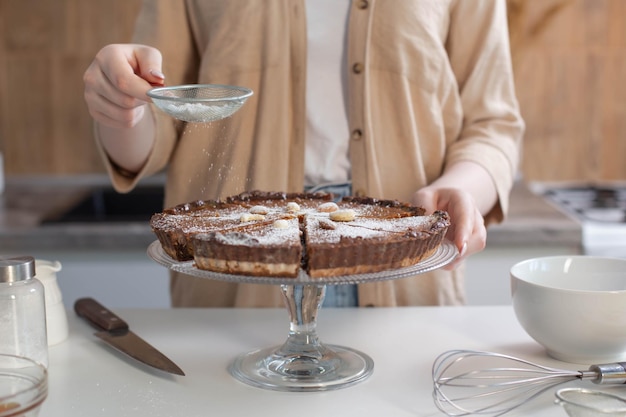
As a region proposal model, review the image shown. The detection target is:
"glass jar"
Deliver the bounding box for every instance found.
[0,256,48,367]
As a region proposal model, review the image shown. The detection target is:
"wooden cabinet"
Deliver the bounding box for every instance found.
[1,0,625,181]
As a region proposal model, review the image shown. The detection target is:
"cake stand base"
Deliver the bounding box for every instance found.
[229,343,374,392]
[147,240,458,391]
[230,284,373,391]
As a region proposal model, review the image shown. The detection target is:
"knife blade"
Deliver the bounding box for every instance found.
[74,297,185,376]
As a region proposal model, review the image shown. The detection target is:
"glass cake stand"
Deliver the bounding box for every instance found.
[148,240,458,391]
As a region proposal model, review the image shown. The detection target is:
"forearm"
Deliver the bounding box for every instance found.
[98,106,156,174]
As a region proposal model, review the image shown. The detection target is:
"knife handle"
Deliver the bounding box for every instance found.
[74,297,129,332]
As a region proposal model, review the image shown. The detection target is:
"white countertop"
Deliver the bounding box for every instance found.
[39,306,610,417]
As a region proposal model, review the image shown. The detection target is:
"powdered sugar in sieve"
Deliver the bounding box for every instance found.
[147,84,253,123]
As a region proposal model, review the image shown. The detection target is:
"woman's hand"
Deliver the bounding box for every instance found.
[83,44,164,129]
[412,187,486,269]
[83,44,165,173]
[412,161,497,269]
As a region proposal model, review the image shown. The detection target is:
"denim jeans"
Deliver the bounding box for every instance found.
[304,182,358,308]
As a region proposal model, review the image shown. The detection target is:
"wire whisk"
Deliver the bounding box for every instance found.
[432,349,626,416]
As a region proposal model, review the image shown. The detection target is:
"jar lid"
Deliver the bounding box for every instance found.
[0,256,36,283]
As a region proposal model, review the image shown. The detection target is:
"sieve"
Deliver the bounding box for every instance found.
[555,388,626,417]
[147,84,253,123]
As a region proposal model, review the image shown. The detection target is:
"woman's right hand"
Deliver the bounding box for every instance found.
[83,44,164,129]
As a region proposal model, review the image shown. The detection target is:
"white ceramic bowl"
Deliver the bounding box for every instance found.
[511,256,626,364]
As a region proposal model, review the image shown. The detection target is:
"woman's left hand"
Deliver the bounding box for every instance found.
[412,187,486,270]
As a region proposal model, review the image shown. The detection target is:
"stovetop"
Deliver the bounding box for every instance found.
[543,185,626,223]
[532,183,626,258]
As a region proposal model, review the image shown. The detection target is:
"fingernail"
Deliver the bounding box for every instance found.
[459,242,467,257]
[149,69,165,80]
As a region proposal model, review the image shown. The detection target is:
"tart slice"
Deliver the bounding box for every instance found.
[191,216,302,278]
[303,197,450,277]
[150,191,333,263]
[150,199,243,261]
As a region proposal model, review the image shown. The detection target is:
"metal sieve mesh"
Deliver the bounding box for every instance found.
[555,388,626,417]
[147,84,253,123]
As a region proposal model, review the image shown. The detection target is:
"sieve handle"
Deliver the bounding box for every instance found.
[590,363,626,384]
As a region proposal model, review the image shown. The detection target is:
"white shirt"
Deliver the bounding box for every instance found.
[304,0,351,187]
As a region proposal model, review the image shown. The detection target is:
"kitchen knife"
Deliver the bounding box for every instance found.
[74,297,185,376]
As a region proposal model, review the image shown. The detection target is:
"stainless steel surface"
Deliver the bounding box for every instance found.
[74,297,184,376]
[555,388,626,417]
[147,84,253,123]
[530,182,626,258]
[432,350,626,417]
[590,364,626,385]
[0,255,34,282]
[542,186,626,223]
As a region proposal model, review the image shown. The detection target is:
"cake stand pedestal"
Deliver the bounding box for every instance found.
[148,240,457,391]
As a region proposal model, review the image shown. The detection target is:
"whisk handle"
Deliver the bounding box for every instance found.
[590,362,626,384]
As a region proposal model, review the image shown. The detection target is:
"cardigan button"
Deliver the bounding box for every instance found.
[356,0,369,9]
[352,62,364,74]
[351,129,362,141]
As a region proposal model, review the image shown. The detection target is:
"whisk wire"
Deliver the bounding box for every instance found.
[432,350,585,417]
[434,376,571,416]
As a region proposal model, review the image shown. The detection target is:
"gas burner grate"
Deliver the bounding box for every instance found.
[544,186,626,223]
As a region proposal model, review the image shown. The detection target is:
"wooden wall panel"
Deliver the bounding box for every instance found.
[5,55,53,172]
[511,0,626,181]
[0,0,142,175]
[1,0,625,182]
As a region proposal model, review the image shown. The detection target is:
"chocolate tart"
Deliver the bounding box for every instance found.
[150,191,450,278]
[303,197,450,278]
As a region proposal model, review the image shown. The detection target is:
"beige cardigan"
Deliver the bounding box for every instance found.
[98,0,524,307]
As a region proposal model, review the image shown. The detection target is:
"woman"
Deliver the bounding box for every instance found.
[83,0,524,307]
